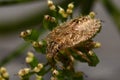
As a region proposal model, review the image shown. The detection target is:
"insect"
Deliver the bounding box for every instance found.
[46,12,102,63]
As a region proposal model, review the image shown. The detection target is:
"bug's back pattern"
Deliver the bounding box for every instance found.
[46,15,101,56]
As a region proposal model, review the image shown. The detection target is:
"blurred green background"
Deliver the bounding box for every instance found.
[0,0,120,80]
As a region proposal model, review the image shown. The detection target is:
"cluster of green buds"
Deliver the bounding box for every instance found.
[44,15,56,23]
[49,68,84,80]
[58,2,74,18]
[47,0,74,18]
[25,52,40,68]
[18,67,44,80]
[66,2,74,14]
[50,69,59,80]
[18,65,44,80]
[33,63,43,73]
[25,52,34,63]
[20,29,32,38]
[0,67,9,80]
[18,51,45,80]
[44,0,75,31]
[18,68,30,78]
[32,41,43,48]
[47,0,56,11]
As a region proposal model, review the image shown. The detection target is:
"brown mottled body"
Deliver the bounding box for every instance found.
[46,13,101,61]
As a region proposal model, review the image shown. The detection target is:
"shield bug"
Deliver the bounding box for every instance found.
[46,12,102,63]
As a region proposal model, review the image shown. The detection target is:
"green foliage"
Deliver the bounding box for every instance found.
[22,29,40,42]
[55,70,83,80]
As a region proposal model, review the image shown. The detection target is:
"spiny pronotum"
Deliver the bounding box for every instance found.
[46,12,102,66]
